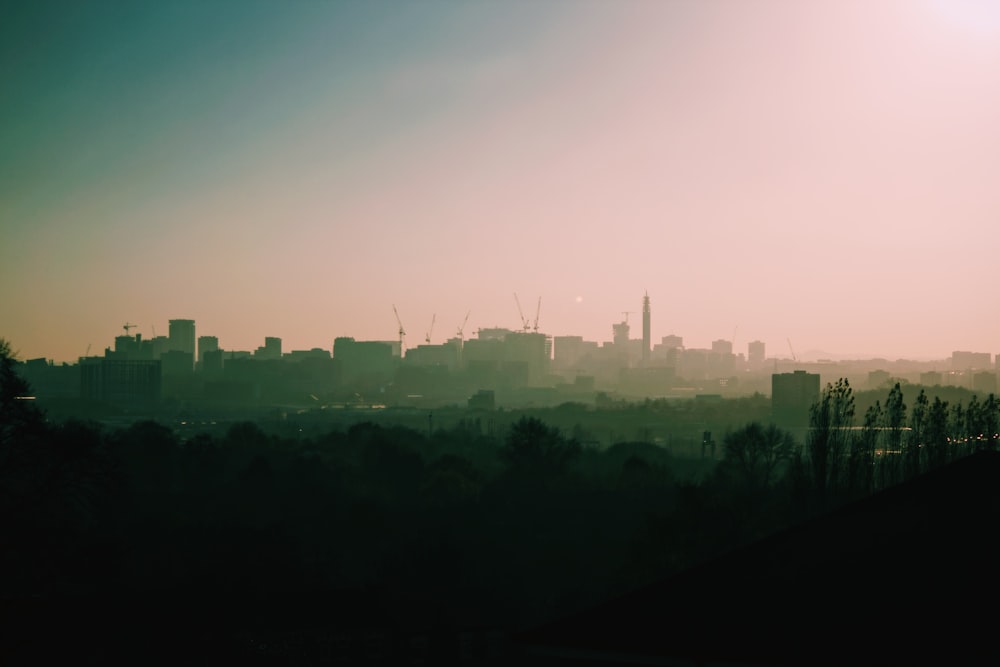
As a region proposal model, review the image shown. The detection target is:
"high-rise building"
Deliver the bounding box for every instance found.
[772,370,820,427]
[168,319,196,370]
[161,350,194,375]
[197,336,219,367]
[748,340,765,366]
[613,320,630,347]
[553,335,585,369]
[712,339,733,356]
[202,349,224,374]
[661,335,683,349]
[642,292,651,365]
[265,337,281,358]
[868,369,891,388]
[952,351,992,370]
[333,337,395,387]
[112,334,141,359]
[920,371,943,386]
[504,331,549,383]
[654,334,684,364]
[81,358,161,404]
[255,337,282,360]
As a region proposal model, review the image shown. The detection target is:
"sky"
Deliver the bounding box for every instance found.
[3,0,1000,363]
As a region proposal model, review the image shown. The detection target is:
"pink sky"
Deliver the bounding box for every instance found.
[3,0,1000,363]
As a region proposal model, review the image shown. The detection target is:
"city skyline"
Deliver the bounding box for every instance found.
[15,301,999,367]
[5,1,1000,363]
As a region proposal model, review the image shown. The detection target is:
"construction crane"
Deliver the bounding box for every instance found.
[621,311,635,323]
[392,305,406,354]
[787,338,797,362]
[514,293,531,332]
[456,310,471,340]
[123,322,137,336]
[533,297,541,333]
[424,313,436,345]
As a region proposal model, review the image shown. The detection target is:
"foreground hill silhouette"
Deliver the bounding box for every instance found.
[517,449,1000,666]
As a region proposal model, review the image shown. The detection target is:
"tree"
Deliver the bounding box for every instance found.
[982,394,999,452]
[0,338,44,451]
[720,421,795,495]
[949,402,967,461]
[879,383,907,488]
[850,401,880,498]
[905,389,928,479]
[0,338,48,529]
[965,394,999,453]
[807,378,855,508]
[924,397,950,470]
[500,416,580,479]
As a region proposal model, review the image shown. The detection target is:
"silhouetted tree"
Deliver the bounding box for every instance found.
[879,383,906,488]
[848,401,880,498]
[420,454,482,508]
[0,338,44,450]
[950,402,966,460]
[982,394,999,452]
[499,416,580,480]
[807,378,855,508]
[361,434,424,502]
[720,421,794,496]
[924,397,950,470]
[905,389,928,479]
[965,394,999,453]
[111,420,180,497]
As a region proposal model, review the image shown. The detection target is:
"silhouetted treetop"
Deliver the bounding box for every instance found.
[0,338,45,446]
[500,416,581,478]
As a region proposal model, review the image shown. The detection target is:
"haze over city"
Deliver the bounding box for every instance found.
[4,0,1000,363]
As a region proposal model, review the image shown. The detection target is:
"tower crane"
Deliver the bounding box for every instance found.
[533,297,541,333]
[514,293,531,332]
[424,313,436,345]
[123,322,137,336]
[392,305,406,354]
[787,338,797,362]
[456,310,471,340]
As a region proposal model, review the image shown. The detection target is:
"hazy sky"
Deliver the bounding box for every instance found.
[4,0,1000,363]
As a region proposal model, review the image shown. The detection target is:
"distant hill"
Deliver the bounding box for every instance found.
[799,349,945,363]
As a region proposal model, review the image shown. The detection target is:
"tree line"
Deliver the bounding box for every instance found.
[2,338,996,637]
[791,378,998,516]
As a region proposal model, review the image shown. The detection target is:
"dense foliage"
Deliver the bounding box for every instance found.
[2,339,996,638]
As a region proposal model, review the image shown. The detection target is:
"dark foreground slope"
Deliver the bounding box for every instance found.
[517,450,1000,667]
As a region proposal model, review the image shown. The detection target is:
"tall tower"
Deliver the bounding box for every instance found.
[642,292,651,365]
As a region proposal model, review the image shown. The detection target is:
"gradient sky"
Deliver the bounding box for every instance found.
[4,0,1000,363]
